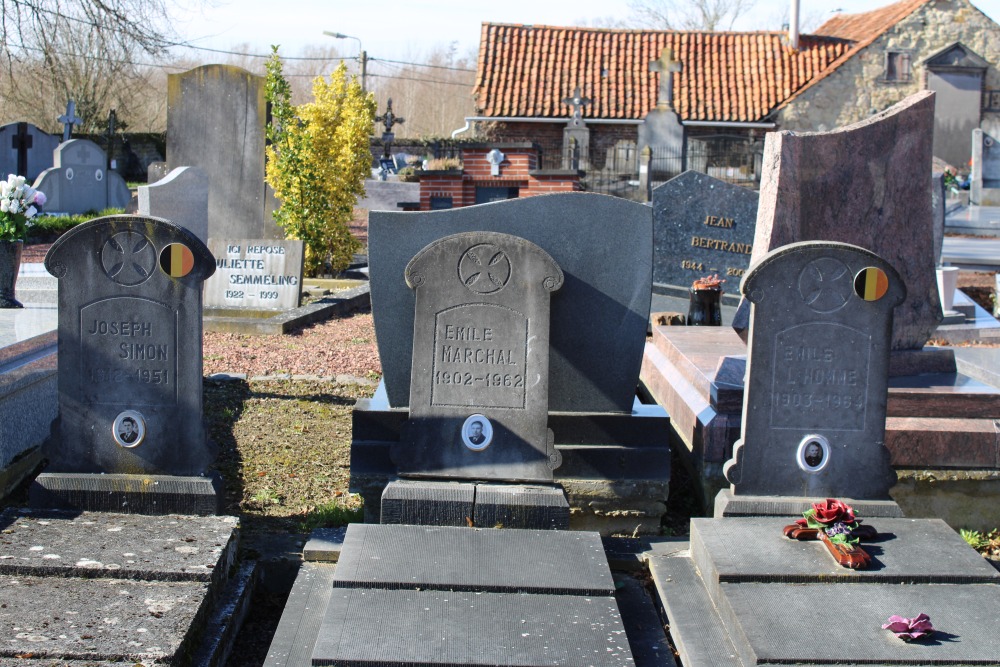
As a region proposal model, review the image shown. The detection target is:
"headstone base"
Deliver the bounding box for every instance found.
[714,489,903,519]
[474,483,569,529]
[380,479,475,526]
[29,471,223,515]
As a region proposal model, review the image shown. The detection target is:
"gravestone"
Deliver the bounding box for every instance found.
[137,166,209,243]
[0,121,58,181]
[971,128,1000,206]
[32,215,218,512]
[204,238,304,311]
[722,241,905,509]
[32,139,131,214]
[638,48,684,159]
[561,87,592,170]
[746,91,941,351]
[167,64,280,240]
[369,193,651,414]
[651,170,758,301]
[392,232,563,481]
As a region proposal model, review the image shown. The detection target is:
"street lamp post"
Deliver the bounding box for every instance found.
[323,31,367,91]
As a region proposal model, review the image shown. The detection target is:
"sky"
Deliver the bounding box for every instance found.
[168,0,1000,65]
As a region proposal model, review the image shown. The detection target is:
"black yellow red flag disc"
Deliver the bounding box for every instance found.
[159,243,195,278]
[853,267,888,301]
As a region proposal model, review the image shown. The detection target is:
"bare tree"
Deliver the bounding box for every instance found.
[627,0,758,31]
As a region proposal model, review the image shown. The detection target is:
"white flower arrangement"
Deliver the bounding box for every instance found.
[0,173,46,242]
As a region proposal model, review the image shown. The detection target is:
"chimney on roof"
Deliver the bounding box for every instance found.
[789,0,800,50]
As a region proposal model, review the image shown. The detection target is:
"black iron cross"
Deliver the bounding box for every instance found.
[375,98,404,158]
[649,48,682,109]
[12,122,33,175]
[58,100,83,141]
[561,87,592,125]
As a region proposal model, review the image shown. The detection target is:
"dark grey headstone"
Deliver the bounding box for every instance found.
[166,65,280,240]
[380,479,475,526]
[312,588,633,667]
[369,193,652,413]
[473,483,569,530]
[0,121,58,181]
[333,524,614,595]
[724,242,905,499]
[32,139,130,214]
[652,170,758,296]
[204,238,304,311]
[43,215,217,475]
[751,91,942,350]
[393,232,563,481]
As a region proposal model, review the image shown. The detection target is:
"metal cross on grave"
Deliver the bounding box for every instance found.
[649,48,682,110]
[58,100,83,142]
[561,86,592,126]
[12,122,33,175]
[375,98,404,157]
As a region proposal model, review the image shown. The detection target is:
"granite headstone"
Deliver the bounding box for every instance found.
[32,139,131,214]
[392,232,563,481]
[747,91,941,350]
[204,238,304,311]
[0,121,58,181]
[369,193,652,414]
[42,215,217,475]
[137,166,209,243]
[652,170,758,299]
[723,241,904,500]
[166,65,280,240]
[971,128,1000,206]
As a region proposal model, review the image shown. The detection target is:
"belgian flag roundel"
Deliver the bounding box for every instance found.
[853,267,889,301]
[159,243,195,278]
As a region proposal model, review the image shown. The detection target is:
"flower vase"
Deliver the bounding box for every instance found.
[687,286,722,326]
[0,240,24,308]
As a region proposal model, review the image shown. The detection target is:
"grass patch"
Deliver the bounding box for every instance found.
[28,208,126,241]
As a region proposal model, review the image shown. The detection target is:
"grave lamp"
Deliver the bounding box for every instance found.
[323,31,367,91]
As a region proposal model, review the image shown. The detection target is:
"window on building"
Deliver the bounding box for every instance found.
[884,51,912,82]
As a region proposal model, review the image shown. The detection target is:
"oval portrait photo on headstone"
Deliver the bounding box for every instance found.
[797,434,830,472]
[113,410,147,449]
[462,414,494,451]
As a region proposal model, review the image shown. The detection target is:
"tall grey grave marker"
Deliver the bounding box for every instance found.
[723,241,904,502]
[369,193,652,414]
[652,170,758,300]
[167,65,280,240]
[41,215,216,476]
[392,232,563,481]
[32,139,130,214]
[971,128,1000,206]
[747,91,940,351]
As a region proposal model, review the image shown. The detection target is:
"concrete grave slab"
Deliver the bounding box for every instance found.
[652,170,758,301]
[369,193,652,414]
[29,472,223,515]
[473,483,569,530]
[0,574,210,663]
[689,517,1000,586]
[380,479,475,526]
[0,508,238,582]
[395,231,563,481]
[333,524,614,595]
[263,563,337,667]
[312,588,633,667]
[302,527,347,563]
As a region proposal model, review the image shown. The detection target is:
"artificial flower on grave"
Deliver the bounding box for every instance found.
[794,498,864,546]
[882,613,934,641]
[0,174,46,242]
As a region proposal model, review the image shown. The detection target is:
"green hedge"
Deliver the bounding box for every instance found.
[27,208,125,242]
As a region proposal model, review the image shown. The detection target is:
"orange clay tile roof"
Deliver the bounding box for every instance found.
[771,0,932,109]
[474,23,852,123]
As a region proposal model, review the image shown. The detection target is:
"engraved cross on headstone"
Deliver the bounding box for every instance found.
[561,86,592,126]
[12,122,33,175]
[58,100,83,142]
[649,48,682,110]
[375,98,404,158]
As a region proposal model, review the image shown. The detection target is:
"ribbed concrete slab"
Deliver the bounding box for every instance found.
[334,524,613,595]
[720,580,1000,665]
[0,508,238,582]
[691,517,1000,586]
[473,484,569,530]
[380,479,475,526]
[646,551,744,667]
[0,575,210,663]
[264,563,337,667]
[312,588,633,666]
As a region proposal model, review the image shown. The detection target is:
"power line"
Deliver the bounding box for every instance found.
[367,72,471,87]
[371,56,475,73]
